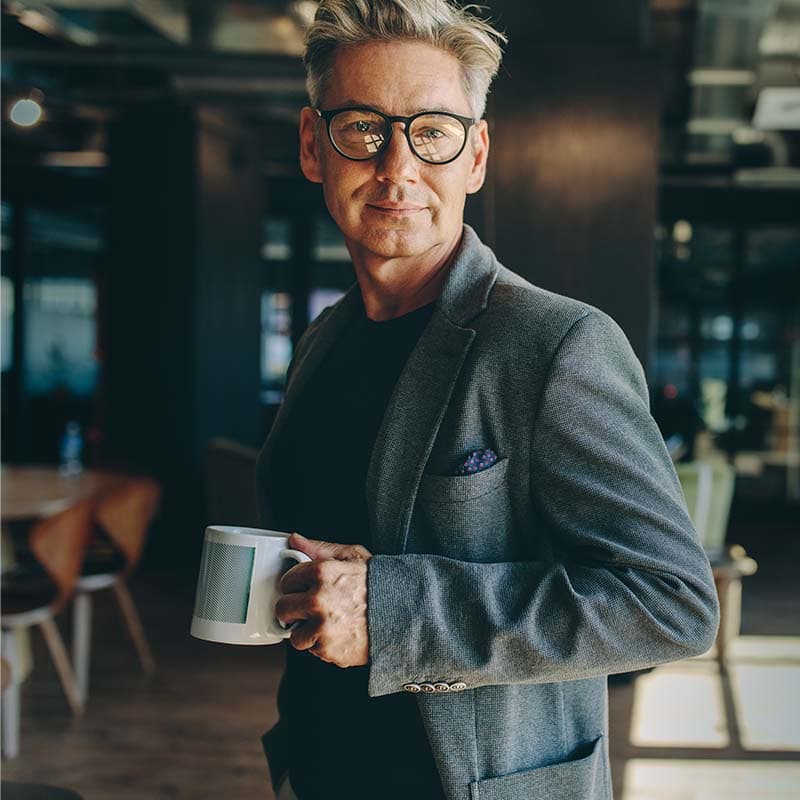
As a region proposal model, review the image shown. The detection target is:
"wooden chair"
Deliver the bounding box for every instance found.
[71,478,160,704]
[1,499,94,758]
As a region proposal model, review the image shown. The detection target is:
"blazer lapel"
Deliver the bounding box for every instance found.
[366,225,500,555]
[365,311,475,555]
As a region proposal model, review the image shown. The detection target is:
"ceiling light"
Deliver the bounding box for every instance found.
[9,97,43,127]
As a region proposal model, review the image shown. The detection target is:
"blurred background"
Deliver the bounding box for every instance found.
[1,0,798,798]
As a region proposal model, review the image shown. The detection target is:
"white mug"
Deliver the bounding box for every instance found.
[190,526,310,645]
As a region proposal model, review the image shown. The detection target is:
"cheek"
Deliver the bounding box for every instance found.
[427,177,463,219]
[323,162,371,209]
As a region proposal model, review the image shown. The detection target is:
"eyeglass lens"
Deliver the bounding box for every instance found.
[329,110,467,162]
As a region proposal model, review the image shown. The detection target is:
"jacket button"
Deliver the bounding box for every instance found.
[403,683,421,693]
[419,682,436,693]
[433,682,450,693]
[449,681,467,691]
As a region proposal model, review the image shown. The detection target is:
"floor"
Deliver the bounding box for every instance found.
[2,509,798,799]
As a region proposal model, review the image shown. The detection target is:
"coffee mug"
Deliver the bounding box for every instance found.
[190,526,310,645]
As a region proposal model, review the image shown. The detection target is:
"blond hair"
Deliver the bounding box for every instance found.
[304,0,506,118]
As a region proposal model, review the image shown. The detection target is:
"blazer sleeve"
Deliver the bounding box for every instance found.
[366,310,720,697]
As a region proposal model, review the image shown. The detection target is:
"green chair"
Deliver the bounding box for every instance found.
[675,461,757,669]
[675,461,735,562]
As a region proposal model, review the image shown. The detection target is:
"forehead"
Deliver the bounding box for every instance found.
[324,40,471,115]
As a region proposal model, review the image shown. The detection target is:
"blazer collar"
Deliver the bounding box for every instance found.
[435,224,500,327]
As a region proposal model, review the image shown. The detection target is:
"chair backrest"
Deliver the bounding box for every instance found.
[28,498,95,605]
[675,461,735,560]
[94,478,161,570]
[206,438,261,529]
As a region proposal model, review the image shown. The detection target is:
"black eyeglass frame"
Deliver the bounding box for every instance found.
[315,106,476,165]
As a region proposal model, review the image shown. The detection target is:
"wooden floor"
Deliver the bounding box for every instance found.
[1,566,284,799]
[2,511,797,799]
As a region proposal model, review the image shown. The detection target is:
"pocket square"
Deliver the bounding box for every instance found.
[454,448,498,476]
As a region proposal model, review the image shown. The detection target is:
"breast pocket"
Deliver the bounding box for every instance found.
[418,457,509,503]
[412,458,513,562]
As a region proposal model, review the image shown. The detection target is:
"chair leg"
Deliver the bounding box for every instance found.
[72,591,92,705]
[38,618,83,715]
[718,575,743,670]
[112,581,155,674]
[1,629,21,759]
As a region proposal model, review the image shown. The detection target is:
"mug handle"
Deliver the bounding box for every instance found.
[275,548,312,638]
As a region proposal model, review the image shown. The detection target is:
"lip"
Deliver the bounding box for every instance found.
[366,203,426,217]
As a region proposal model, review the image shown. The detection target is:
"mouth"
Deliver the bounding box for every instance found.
[366,203,426,217]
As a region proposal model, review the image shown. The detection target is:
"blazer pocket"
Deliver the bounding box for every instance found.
[418,458,509,504]
[468,735,606,800]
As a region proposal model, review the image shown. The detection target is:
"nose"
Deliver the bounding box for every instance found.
[374,122,420,184]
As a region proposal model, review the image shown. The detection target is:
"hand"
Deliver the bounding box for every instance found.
[275,532,372,668]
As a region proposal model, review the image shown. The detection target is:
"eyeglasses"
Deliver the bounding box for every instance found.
[316,106,475,165]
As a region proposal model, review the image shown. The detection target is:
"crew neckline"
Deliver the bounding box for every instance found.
[363,299,436,326]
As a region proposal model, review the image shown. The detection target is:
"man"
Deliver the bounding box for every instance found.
[256,2,719,799]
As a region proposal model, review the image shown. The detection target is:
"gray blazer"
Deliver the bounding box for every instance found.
[256,225,719,800]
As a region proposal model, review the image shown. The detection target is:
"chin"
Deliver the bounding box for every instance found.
[359,226,435,259]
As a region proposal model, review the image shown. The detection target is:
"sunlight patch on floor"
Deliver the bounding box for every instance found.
[728,636,800,663]
[628,636,800,752]
[622,759,800,800]
[730,661,800,751]
[629,660,729,748]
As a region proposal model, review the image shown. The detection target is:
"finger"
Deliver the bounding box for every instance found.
[288,532,372,561]
[279,561,317,594]
[289,618,322,652]
[309,642,334,664]
[274,592,312,627]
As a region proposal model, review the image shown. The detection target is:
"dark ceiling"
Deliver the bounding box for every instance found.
[2,0,799,171]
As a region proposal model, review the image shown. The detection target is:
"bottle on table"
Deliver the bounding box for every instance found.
[59,421,84,476]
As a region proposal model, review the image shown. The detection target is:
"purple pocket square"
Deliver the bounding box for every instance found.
[454,448,498,476]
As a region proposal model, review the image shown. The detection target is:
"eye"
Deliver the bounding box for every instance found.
[353,120,375,133]
[419,127,445,139]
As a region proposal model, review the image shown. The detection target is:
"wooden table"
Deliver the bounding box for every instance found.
[1,465,130,689]
[1,465,128,524]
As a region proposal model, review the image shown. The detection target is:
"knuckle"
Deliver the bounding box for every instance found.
[307,592,324,615]
[317,560,336,582]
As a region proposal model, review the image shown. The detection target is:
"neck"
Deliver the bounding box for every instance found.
[349,228,463,321]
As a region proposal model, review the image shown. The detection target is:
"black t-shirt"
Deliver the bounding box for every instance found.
[267,295,445,800]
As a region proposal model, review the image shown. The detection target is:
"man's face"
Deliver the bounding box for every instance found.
[299,40,489,265]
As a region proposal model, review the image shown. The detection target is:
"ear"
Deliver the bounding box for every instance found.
[465,119,490,195]
[299,106,324,184]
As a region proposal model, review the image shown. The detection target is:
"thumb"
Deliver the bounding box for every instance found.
[288,532,371,561]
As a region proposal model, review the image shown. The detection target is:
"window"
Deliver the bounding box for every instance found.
[24,278,98,395]
[260,291,292,405]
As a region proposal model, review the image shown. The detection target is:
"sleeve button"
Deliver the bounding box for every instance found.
[419,682,436,693]
[433,682,450,693]
[403,683,421,693]
[449,681,467,692]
